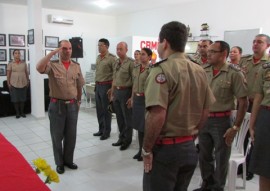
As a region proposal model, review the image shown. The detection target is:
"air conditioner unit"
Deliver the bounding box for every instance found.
[48,15,73,25]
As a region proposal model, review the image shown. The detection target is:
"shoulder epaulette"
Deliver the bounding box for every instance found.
[71,60,80,65]
[51,59,59,63]
[204,64,212,69]
[229,63,241,71]
[134,63,141,68]
[127,57,134,62]
[109,53,116,57]
[150,59,168,68]
[186,54,200,65]
[262,62,270,69]
[241,54,252,58]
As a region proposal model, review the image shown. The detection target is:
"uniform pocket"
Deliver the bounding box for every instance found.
[54,73,64,86]
[218,80,231,98]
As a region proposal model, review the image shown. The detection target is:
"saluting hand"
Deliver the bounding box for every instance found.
[223,127,237,146]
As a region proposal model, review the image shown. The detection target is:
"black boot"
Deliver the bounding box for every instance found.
[14,103,20,118]
[136,132,144,161]
[20,102,26,117]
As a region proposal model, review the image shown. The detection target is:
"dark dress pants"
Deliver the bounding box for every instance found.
[48,101,78,166]
[95,84,112,136]
[143,141,198,191]
[198,116,232,191]
[113,88,133,145]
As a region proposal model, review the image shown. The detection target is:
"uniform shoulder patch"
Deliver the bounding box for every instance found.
[262,62,270,69]
[229,63,241,71]
[155,73,167,84]
[151,58,168,68]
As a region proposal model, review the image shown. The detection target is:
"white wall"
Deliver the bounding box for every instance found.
[115,0,269,41]
[0,3,117,86]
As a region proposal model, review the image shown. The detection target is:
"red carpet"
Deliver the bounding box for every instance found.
[0,133,50,191]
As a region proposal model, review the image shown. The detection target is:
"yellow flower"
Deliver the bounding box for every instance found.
[33,158,60,184]
[33,158,49,171]
[43,166,52,177]
[48,170,60,183]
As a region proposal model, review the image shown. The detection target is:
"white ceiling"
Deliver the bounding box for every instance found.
[0,0,197,16]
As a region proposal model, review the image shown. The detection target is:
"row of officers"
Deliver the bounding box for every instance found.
[93,33,270,191]
[36,21,270,191]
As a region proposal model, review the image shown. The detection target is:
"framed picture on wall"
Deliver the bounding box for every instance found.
[0,64,7,76]
[27,29,34,44]
[0,49,7,61]
[45,49,59,60]
[9,49,26,61]
[0,34,6,46]
[45,36,59,48]
[9,34,25,47]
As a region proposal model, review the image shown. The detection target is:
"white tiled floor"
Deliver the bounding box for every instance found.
[0,106,259,191]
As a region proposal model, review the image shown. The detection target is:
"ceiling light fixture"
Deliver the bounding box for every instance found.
[93,0,112,9]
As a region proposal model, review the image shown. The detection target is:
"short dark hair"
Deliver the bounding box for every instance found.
[256,34,270,44]
[99,38,110,47]
[201,39,213,44]
[215,40,230,58]
[159,21,187,52]
[134,50,141,54]
[141,48,152,57]
[232,46,243,54]
[12,49,20,55]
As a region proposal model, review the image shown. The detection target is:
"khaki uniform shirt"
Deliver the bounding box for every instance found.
[7,61,28,88]
[239,54,270,99]
[204,62,248,112]
[145,52,215,137]
[95,52,116,82]
[113,57,134,87]
[132,63,150,93]
[194,55,211,69]
[253,63,270,106]
[44,60,85,100]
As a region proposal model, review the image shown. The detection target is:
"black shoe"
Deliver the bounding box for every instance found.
[56,166,65,174]
[137,156,143,161]
[100,135,110,140]
[133,152,141,160]
[193,188,211,191]
[93,132,103,136]
[193,181,210,191]
[246,172,254,181]
[16,115,20,119]
[21,114,26,118]
[120,143,130,151]
[64,163,78,169]
[112,139,123,146]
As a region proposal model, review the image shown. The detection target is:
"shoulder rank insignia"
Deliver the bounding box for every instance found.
[229,63,241,71]
[241,54,252,58]
[262,62,270,69]
[134,63,141,68]
[150,58,168,68]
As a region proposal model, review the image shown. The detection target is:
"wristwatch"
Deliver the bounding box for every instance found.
[142,148,151,157]
[232,125,240,131]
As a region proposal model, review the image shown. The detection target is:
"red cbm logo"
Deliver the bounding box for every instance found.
[140,41,159,50]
